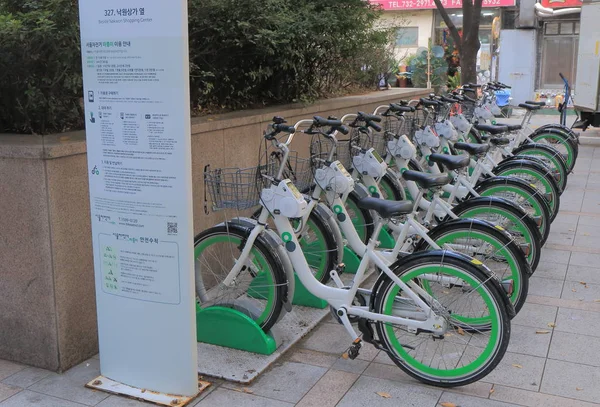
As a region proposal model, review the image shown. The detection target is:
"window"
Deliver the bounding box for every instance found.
[540,21,579,88]
[396,27,419,47]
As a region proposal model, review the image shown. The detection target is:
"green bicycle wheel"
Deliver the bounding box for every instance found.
[194,224,286,332]
[374,251,511,387]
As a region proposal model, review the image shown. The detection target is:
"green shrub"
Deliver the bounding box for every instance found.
[0,0,83,134]
[0,0,395,134]
[188,0,396,109]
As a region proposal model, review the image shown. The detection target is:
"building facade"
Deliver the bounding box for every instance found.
[371,0,584,99]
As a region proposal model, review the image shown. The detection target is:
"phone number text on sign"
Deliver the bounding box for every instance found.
[370,0,514,10]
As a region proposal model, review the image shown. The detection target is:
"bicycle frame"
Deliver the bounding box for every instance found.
[219,122,449,340]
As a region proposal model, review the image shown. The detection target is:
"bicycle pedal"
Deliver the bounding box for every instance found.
[335,263,346,275]
[342,338,362,360]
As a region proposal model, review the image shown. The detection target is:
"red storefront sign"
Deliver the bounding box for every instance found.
[370,0,516,10]
[540,0,582,8]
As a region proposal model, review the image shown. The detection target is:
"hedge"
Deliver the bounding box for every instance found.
[0,0,394,134]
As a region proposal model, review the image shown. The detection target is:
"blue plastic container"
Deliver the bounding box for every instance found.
[495,89,511,107]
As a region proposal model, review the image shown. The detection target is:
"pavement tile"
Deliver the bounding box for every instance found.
[362,362,413,384]
[575,221,600,233]
[545,226,575,246]
[566,264,600,285]
[560,200,583,213]
[28,374,109,406]
[491,384,599,407]
[527,277,564,298]
[541,359,600,403]
[561,280,600,302]
[331,357,370,375]
[569,251,600,268]
[548,331,600,367]
[63,359,101,384]
[573,235,600,249]
[0,383,20,403]
[336,376,441,407]
[2,367,53,389]
[95,395,156,406]
[0,390,86,407]
[512,302,557,329]
[372,351,395,366]
[297,323,351,355]
[552,213,579,227]
[296,370,358,407]
[555,307,600,337]
[506,324,552,358]
[533,261,568,280]
[196,388,293,407]
[437,392,515,407]
[479,352,545,391]
[285,349,338,368]
[0,361,25,381]
[444,380,494,399]
[222,362,326,404]
[540,248,571,265]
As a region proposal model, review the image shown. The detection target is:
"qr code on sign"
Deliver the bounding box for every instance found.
[167,222,178,235]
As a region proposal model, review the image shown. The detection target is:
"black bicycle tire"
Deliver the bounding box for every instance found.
[194,224,286,333]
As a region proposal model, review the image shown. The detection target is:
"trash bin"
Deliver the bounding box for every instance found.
[495,89,511,107]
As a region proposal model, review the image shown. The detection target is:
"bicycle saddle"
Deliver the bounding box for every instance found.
[525,101,545,106]
[428,153,470,171]
[518,103,542,111]
[494,122,522,131]
[402,170,450,189]
[453,142,490,156]
[357,197,414,218]
[489,137,510,146]
[473,123,508,135]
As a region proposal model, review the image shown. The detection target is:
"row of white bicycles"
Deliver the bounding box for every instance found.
[195,82,579,387]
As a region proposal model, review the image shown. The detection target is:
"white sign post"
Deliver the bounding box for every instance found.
[78,0,199,403]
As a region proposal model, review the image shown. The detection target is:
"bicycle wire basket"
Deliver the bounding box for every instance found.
[268,151,314,194]
[204,163,274,211]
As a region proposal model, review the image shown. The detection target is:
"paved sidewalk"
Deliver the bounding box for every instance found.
[2,124,600,406]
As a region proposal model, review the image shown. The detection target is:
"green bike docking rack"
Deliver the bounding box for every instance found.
[291,274,327,308]
[196,305,277,355]
[248,272,328,309]
[343,246,361,274]
[343,228,395,273]
[379,228,395,249]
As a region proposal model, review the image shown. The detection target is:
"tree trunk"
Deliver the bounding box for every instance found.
[460,43,479,85]
[460,0,483,85]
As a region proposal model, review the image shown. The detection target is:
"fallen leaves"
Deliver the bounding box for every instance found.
[376,392,392,399]
[576,387,584,391]
[457,327,465,336]
[572,288,578,292]
[489,388,495,395]
[233,388,254,394]
[548,322,556,328]
[439,403,457,407]
[535,330,550,334]
[512,364,523,369]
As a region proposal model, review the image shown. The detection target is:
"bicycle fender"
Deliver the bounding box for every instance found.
[449,195,529,221]
[474,175,539,196]
[315,202,344,264]
[532,124,578,141]
[414,218,510,253]
[386,249,515,319]
[228,217,294,313]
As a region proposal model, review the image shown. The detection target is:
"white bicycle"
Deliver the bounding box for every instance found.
[195,117,514,387]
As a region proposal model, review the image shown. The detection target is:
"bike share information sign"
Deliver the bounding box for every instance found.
[78,0,198,399]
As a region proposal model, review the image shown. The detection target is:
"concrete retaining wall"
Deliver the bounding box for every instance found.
[0,88,429,371]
